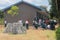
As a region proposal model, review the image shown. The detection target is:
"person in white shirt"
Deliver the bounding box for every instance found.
[38,19,42,27]
[47,24,50,29]
[4,21,7,27]
[25,20,29,29]
[18,20,23,26]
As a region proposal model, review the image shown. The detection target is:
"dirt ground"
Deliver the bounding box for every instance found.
[0,25,57,40]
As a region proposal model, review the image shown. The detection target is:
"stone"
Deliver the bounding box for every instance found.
[4,22,26,34]
[3,23,13,33]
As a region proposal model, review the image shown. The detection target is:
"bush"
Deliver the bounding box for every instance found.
[56,26,60,40]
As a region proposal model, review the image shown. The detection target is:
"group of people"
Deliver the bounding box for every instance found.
[33,18,57,30]
[4,20,29,30]
[4,18,57,30]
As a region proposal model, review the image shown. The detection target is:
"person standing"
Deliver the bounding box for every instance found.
[4,21,7,27]
[25,20,29,29]
[18,20,23,26]
[38,19,42,27]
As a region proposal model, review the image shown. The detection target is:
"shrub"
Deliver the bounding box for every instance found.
[56,25,60,40]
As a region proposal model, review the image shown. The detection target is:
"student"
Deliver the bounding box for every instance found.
[25,20,29,29]
[4,21,7,27]
[41,20,46,30]
[23,22,25,26]
[18,20,23,26]
[38,19,42,27]
[45,19,50,29]
[54,19,57,25]
[34,21,38,29]
[47,24,50,29]
[50,19,55,30]
[33,20,35,26]
[45,19,50,25]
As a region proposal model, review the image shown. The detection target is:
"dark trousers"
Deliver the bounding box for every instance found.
[34,24,38,29]
[50,25,55,30]
[5,24,7,27]
[26,24,29,29]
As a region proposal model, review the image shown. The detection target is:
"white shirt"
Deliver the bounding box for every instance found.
[5,21,7,24]
[18,20,23,25]
[25,21,29,24]
[47,25,50,28]
[54,20,57,22]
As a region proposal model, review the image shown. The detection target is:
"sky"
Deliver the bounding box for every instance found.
[0,0,51,11]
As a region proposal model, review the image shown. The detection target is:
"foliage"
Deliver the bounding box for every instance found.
[50,0,58,18]
[7,6,19,16]
[0,18,4,25]
[0,10,4,18]
[56,26,60,40]
[50,0,60,24]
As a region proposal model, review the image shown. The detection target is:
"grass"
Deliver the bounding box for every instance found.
[56,25,60,40]
[0,18,4,25]
[0,26,56,40]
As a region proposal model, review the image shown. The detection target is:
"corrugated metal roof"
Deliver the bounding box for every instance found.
[2,1,43,12]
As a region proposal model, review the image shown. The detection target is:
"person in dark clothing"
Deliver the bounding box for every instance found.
[33,20,38,29]
[54,20,57,25]
[34,17,39,22]
[41,21,46,29]
[50,20,56,30]
[23,22,25,26]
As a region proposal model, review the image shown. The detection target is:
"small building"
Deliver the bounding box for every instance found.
[3,1,48,25]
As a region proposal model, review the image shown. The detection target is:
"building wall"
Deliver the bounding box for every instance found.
[4,3,40,25]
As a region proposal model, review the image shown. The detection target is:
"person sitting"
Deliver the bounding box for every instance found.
[47,24,50,29]
[50,19,56,30]
[41,20,47,30]
[33,20,39,29]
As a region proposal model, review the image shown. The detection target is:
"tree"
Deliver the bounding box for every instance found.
[49,0,58,19]
[0,10,4,18]
[7,6,19,16]
[49,0,60,23]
